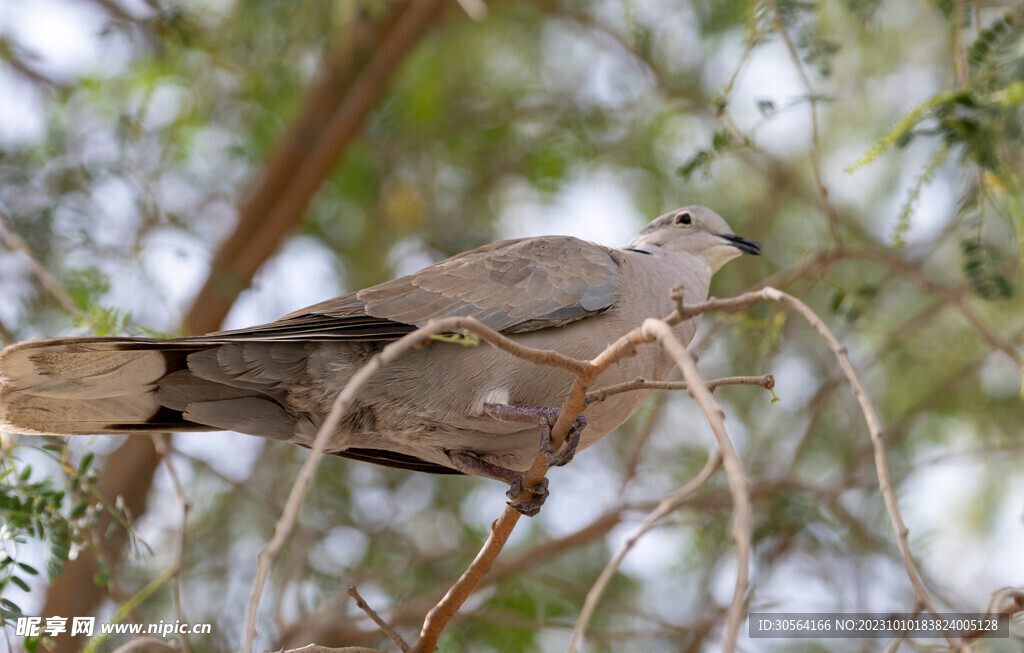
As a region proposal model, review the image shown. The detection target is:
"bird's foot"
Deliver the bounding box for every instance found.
[505,475,549,517]
[483,403,587,468]
[446,451,549,517]
[541,414,586,467]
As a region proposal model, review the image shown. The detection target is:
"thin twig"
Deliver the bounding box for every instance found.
[759,287,964,651]
[413,334,687,649]
[413,499,523,652]
[347,586,410,652]
[281,645,386,653]
[841,247,1022,366]
[570,451,723,652]
[252,280,958,652]
[766,0,843,248]
[671,285,958,649]
[151,434,192,653]
[0,203,82,317]
[642,319,751,652]
[986,587,1024,616]
[0,315,15,345]
[585,374,775,404]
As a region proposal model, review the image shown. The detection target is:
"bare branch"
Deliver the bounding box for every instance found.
[0,316,14,346]
[651,285,958,649]
[281,646,386,653]
[766,0,843,248]
[842,247,1022,367]
[570,450,723,652]
[251,281,957,652]
[188,0,447,334]
[347,587,410,653]
[585,374,775,404]
[413,309,707,648]
[0,203,82,317]
[986,587,1024,619]
[641,320,751,652]
[151,435,192,653]
[758,287,965,651]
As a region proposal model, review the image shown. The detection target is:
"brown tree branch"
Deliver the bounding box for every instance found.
[346,587,410,653]
[585,374,775,404]
[985,587,1024,621]
[40,5,449,643]
[759,287,964,650]
[641,319,751,651]
[0,204,82,317]
[410,305,759,650]
[766,0,843,248]
[841,247,1022,367]
[151,435,193,653]
[186,0,447,335]
[276,509,625,649]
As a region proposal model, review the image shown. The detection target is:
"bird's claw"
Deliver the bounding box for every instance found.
[542,415,587,468]
[506,475,549,517]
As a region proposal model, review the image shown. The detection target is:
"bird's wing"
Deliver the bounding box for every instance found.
[355,236,622,333]
[196,237,622,341]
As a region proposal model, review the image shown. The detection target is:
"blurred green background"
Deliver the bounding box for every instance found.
[0,1,1022,651]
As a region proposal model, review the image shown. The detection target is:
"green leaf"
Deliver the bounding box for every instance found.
[1,598,23,613]
[63,266,111,312]
[16,562,39,576]
[77,452,94,476]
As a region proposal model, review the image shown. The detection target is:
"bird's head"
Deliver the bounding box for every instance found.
[628,206,762,274]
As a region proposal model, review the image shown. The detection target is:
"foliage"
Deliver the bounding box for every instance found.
[0,0,1022,651]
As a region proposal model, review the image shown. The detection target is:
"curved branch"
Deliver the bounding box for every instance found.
[570,450,723,652]
[641,319,751,652]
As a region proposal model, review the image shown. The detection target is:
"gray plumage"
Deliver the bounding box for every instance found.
[0,206,760,476]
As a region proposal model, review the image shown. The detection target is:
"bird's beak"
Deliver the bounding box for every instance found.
[717,233,762,256]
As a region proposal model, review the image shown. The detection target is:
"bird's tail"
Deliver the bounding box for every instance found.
[0,337,214,436]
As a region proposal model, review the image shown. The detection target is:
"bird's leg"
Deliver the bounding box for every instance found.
[446,451,549,517]
[445,405,587,516]
[482,404,587,468]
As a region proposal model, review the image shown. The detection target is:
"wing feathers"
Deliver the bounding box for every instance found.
[357,236,621,332]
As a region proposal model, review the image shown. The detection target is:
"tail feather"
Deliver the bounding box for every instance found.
[1,338,210,435]
[1,337,311,439]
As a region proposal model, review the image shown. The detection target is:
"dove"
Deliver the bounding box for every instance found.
[0,206,760,514]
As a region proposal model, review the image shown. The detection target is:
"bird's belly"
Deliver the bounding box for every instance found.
[304,334,666,472]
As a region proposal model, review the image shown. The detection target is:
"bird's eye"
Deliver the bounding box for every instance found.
[674,211,692,226]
